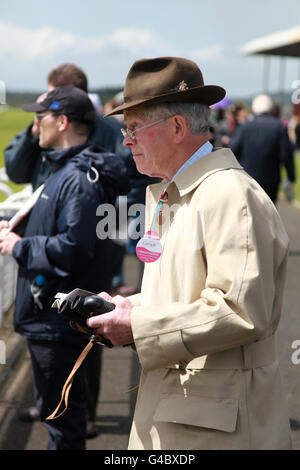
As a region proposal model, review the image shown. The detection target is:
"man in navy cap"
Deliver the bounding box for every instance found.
[0,87,129,449]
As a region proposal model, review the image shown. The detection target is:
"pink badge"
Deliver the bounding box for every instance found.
[136,230,162,263]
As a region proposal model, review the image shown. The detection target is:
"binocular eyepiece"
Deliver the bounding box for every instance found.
[58,294,115,347]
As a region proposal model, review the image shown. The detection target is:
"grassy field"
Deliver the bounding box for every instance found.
[0,107,35,200]
[0,107,300,202]
[0,107,34,166]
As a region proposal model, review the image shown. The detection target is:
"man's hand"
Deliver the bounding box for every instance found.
[0,231,21,256]
[87,292,134,347]
[0,220,9,234]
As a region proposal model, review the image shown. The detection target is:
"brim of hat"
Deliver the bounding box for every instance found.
[22,102,47,113]
[105,85,226,116]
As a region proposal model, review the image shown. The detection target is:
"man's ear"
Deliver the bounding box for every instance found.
[57,114,69,132]
[171,114,188,144]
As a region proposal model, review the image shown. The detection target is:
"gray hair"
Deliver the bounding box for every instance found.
[142,102,211,135]
[251,94,273,115]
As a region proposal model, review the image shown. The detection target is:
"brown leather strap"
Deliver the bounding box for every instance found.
[46,340,94,421]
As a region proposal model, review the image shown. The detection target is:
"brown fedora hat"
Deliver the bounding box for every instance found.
[106,56,226,116]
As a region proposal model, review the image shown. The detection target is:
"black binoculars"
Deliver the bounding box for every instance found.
[58,294,115,347]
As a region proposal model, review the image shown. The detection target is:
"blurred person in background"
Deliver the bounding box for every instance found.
[104,91,124,125]
[230,93,295,204]
[291,105,300,150]
[234,102,249,127]
[296,118,300,150]
[288,103,300,147]
[212,100,248,148]
[88,92,104,115]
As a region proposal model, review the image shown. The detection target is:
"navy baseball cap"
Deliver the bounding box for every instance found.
[22,86,96,125]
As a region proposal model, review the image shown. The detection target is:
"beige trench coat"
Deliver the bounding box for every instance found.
[128,148,292,450]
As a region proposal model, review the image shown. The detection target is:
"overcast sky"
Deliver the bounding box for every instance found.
[1,0,300,100]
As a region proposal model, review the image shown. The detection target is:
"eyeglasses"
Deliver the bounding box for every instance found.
[35,112,59,121]
[35,112,51,121]
[121,118,167,140]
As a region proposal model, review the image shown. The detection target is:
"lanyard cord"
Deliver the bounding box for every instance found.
[151,188,169,232]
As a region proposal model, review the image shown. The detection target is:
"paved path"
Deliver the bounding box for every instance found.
[0,342,140,450]
[0,199,299,450]
[275,199,300,449]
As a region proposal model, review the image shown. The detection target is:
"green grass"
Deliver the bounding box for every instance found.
[0,107,34,200]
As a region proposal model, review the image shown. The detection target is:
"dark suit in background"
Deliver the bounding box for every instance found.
[230,112,295,203]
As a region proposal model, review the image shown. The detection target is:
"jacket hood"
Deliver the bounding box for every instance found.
[45,144,130,203]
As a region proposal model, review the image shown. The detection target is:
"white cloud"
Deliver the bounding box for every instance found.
[0,21,179,90]
[107,28,173,55]
[0,22,76,60]
[0,22,176,63]
[190,45,225,63]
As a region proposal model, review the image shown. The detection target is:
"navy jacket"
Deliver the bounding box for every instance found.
[4,114,125,191]
[230,113,295,202]
[12,144,129,344]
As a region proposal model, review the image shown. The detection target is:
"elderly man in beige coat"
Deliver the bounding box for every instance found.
[87,57,292,450]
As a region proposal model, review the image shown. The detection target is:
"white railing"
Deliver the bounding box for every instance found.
[0,255,18,325]
[0,167,13,198]
[0,170,32,325]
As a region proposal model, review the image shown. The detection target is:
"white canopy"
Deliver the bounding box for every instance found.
[241,26,300,57]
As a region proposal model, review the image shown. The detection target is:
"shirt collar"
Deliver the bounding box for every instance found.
[173,147,243,197]
[170,141,213,182]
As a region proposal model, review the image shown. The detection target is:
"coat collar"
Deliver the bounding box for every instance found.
[44,144,88,166]
[171,148,243,197]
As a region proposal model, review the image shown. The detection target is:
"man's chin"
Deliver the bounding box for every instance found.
[135,166,151,177]
[38,139,47,149]
[133,158,147,175]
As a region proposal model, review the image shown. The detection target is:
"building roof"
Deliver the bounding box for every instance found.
[241,26,300,57]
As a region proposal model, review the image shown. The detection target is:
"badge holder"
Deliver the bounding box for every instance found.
[136,189,168,263]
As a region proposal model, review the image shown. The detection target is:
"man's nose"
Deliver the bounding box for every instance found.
[123,134,134,147]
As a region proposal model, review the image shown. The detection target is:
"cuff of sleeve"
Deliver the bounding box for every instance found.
[132,305,194,371]
[127,293,141,307]
[12,238,27,263]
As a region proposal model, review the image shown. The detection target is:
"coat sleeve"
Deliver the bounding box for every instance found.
[13,171,100,278]
[131,170,289,371]
[4,125,41,184]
